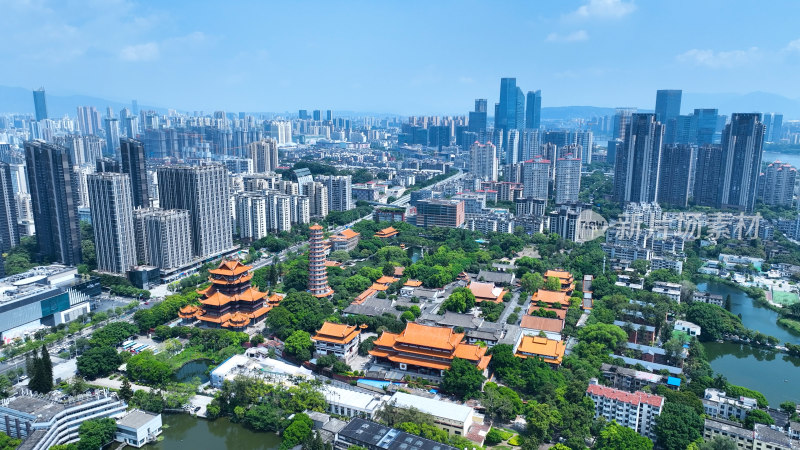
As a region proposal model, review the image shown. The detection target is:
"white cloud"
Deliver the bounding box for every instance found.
[676,47,761,69]
[546,30,589,43]
[119,42,160,61]
[786,38,800,52]
[568,0,636,20]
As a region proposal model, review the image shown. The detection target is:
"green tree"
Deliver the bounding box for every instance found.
[482,382,522,422]
[119,377,134,402]
[744,409,774,429]
[699,436,738,450]
[779,401,797,416]
[524,401,561,447]
[440,358,485,400]
[284,330,315,361]
[654,403,703,450]
[40,344,53,391]
[343,275,372,293]
[0,431,22,450]
[595,422,653,450]
[64,377,89,396]
[76,346,122,379]
[520,272,544,294]
[544,276,562,291]
[281,413,313,450]
[76,418,117,450]
[127,351,173,385]
[440,287,476,314]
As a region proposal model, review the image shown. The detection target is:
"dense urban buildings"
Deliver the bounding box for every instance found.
[614,113,664,203]
[657,144,694,208]
[760,160,796,207]
[415,199,465,229]
[317,175,353,212]
[554,155,581,205]
[250,138,279,173]
[24,141,82,266]
[526,90,542,130]
[134,208,193,271]
[693,145,724,207]
[157,165,232,258]
[0,162,19,253]
[87,172,136,275]
[719,113,765,212]
[469,141,498,182]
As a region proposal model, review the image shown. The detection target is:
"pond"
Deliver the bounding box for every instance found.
[702,341,800,405]
[150,414,281,450]
[695,280,799,344]
[175,359,212,383]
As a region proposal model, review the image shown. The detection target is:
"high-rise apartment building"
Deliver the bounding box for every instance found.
[525,90,542,130]
[694,109,720,145]
[134,208,193,271]
[309,223,333,297]
[25,141,82,265]
[693,145,724,208]
[76,106,102,136]
[0,162,19,253]
[657,144,694,208]
[763,113,784,143]
[523,158,550,201]
[32,88,48,121]
[614,113,664,203]
[249,138,279,173]
[157,165,233,258]
[555,156,581,205]
[719,113,765,212]
[307,181,329,218]
[574,130,593,165]
[317,175,353,212]
[613,108,637,141]
[760,161,796,207]
[236,193,268,241]
[87,173,136,275]
[270,121,292,145]
[521,130,540,162]
[469,142,498,182]
[120,138,149,209]
[103,108,121,155]
[587,382,664,439]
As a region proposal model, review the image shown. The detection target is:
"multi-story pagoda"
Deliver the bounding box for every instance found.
[308,224,334,297]
[178,259,273,331]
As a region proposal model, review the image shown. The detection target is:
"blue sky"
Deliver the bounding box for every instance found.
[3,0,799,115]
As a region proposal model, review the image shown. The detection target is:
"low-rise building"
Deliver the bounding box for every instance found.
[114,410,163,448]
[586,381,664,439]
[468,282,506,304]
[652,281,682,303]
[703,418,795,450]
[513,335,566,366]
[374,227,399,239]
[674,320,701,337]
[387,392,475,436]
[519,316,564,341]
[210,353,312,387]
[543,269,575,293]
[334,418,458,450]
[312,322,362,363]
[531,289,571,309]
[322,385,387,419]
[703,388,757,421]
[692,291,724,307]
[600,364,681,392]
[330,229,360,252]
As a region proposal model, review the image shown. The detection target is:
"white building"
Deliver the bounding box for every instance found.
[317,175,353,212]
[210,354,313,388]
[134,208,193,271]
[322,385,387,419]
[586,381,664,439]
[249,138,279,173]
[652,281,682,303]
[702,388,757,421]
[312,322,361,363]
[270,121,293,145]
[387,392,475,436]
[692,291,724,306]
[522,158,550,200]
[114,410,163,448]
[469,142,498,182]
[87,173,137,275]
[554,156,581,205]
[674,320,701,337]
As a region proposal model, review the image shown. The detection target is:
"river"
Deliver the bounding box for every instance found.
[763,151,800,169]
[150,414,281,450]
[696,280,800,405]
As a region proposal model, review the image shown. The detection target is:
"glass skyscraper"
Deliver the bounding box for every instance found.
[526,90,542,130]
[32,88,48,121]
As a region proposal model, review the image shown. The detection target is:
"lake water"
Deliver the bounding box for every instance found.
[151,414,281,450]
[174,360,212,383]
[695,280,799,344]
[763,151,800,169]
[697,280,800,405]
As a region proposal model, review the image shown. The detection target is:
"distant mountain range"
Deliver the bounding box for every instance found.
[1,85,798,120]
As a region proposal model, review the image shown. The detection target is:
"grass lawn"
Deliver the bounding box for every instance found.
[772,290,799,306]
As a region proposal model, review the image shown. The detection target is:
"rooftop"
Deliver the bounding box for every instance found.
[586,383,664,408]
[754,423,791,446]
[532,289,570,307]
[520,316,564,333]
[704,418,753,439]
[515,335,566,364]
[389,392,474,424]
[338,418,457,450]
[117,409,159,429]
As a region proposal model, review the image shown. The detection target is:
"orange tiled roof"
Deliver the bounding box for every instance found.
[198,313,230,324]
[520,315,565,333]
[477,355,492,370]
[532,289,570,307]
[525,306,568,320]
[370,283,389,291]
[313,322,360,344]
[375,276,399,285]
[388,354,451,371]
[544,269,573,280]
[372,331,399,348]
[404,279,423,287]
[209,260,252,276]
[394,323,463,351]
[310,224,323,230]
[454,343,488,362]
[338,228,360,239]
[375,227,398,237]
[178,305,203,319]
[469,282,505,303]
[515,335,566,365]
[223,312,251,328]
[324,260,341,267]
[394,267,405,276]
[353,288,377,304]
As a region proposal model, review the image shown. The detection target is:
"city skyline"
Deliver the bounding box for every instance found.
[2,0,800,116]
